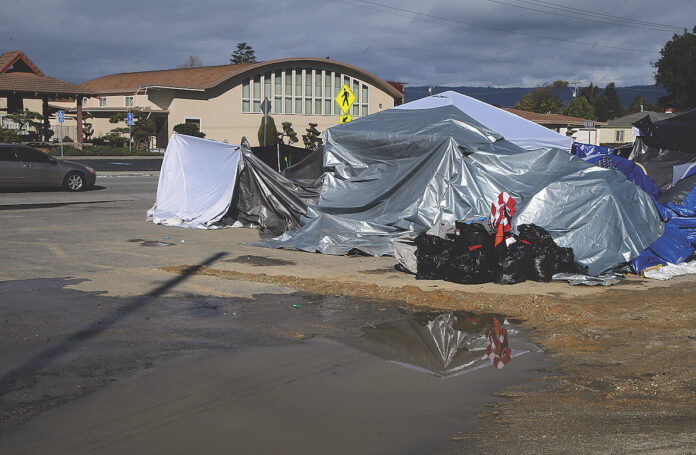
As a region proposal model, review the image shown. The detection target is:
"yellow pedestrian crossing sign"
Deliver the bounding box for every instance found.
[339,114,352,124]
[335,84,355,114]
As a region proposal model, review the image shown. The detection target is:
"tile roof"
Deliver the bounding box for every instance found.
[502,108,601,126]
[81,58,404,99]
[82,63,256,94]
[0,50,44,76]
[0,72,94,96]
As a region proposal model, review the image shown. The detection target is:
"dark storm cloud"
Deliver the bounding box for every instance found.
[2,0,693,87]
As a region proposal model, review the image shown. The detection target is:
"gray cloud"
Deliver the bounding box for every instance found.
[1,0,692,87]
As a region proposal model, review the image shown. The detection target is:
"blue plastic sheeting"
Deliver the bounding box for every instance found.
[571,143,614,159]
[631,184,696,272]
[395,91,572,152]
[574,145,661,203]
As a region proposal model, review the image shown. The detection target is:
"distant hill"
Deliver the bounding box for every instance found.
[404,85,668,109]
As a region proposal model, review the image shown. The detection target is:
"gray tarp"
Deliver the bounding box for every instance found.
[256,106,663,275]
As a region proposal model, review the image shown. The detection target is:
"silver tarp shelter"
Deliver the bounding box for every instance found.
[255,105,663,275]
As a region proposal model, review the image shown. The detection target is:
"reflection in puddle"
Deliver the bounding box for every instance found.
[349,311,537,378]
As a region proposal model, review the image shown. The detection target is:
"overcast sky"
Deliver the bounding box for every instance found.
[3,0,693,87]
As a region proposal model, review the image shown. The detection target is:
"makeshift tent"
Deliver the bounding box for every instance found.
[630,109,696,192]
[228,139,323,236]
[152,133,241,229]
[256,105,662,275]
[151,134,321,234]
[395,90,573,152]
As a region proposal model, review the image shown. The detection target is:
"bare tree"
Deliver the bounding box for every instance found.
[177,55,204,68]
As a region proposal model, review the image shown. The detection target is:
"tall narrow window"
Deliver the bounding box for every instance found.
[253,76,261,113]
[334,73,341,114]
[324,71,331,115]
[124,96,134,107]
[352,80,360,115]
[295,68,302,114]
[305,69,313,115]
[315,71,322,115]
[264,72,271,100]
[242,78,250,112]
[99,97,107,107]
[361,84,369,117]
[274,70,282,114]
[285,69,292,113]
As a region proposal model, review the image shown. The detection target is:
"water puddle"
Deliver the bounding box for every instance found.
[224,254,295,266]
[0,281,548,455]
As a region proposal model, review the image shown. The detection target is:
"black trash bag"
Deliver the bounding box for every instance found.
[494,241,532,284]
[415,234,453,280]
[518,224,577,281]
[446,244,495,284]
[555,247,577,274]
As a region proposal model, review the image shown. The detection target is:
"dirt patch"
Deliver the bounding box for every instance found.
[159,264,696,453]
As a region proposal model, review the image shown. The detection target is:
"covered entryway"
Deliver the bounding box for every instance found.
[0,51,95,143]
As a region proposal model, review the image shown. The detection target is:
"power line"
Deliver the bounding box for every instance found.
[522,0,686,32]
[349,0,660,54]
[487,0,684,32]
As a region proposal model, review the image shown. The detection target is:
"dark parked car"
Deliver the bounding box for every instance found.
[0,144,96,191]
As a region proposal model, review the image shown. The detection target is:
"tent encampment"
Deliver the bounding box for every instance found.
[395,90,573,152]
[256,105,662,276]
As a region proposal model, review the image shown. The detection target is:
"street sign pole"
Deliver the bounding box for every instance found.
[127,112,133,154]
[58,110,64,158]
[584,120,595,145]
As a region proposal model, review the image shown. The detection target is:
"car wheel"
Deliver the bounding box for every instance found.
[63,172,85,192]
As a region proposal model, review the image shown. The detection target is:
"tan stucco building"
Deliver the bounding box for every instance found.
[75,58,404,148]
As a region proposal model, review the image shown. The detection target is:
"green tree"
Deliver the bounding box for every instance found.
[0,127,19,143]
[600,82,623,120]
[654,27,696,110]
[173,122,206,138]
[230,42,257,64]
[514,80,568,114]
[82,112,94,142]
[579,83,602,107]
[5,108,43,137]
[563,95,595,119]
[625,95,645,115]
[108,110,155,150]
[302,123,323,151]
[257,116,278,146]
[277,121,298,145]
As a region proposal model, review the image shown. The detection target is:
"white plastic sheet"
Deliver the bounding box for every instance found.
[396,91,573,152]
[153,133,240,229]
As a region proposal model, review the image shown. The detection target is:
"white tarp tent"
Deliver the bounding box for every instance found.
[152,133,240,229]
[395,90,573,152]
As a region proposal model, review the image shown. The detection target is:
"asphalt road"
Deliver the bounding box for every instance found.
[62,157,163,172]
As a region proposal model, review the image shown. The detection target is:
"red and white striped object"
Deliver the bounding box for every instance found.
[487,317,512,369]
[490,192,516,233]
